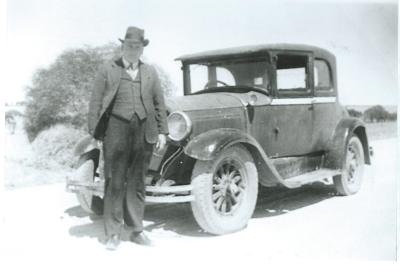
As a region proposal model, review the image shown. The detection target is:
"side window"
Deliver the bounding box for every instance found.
[276,54,310,95]
[314,59,333,93]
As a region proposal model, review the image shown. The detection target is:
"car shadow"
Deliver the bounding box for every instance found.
[66,182,337,240]
[66,202,210,241]
[64,206,90,218]
[253,182,337,218]
[143,203,212,237]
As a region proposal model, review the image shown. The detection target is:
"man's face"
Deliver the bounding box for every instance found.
[122,41,143,63]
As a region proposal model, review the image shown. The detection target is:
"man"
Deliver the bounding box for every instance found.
[88,26,168,250]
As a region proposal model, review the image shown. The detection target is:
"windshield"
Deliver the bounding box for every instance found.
[187,59,270,94]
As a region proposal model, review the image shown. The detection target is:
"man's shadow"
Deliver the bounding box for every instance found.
[67,182,336,240]
[66,202,207,241]
[66,206,107,240]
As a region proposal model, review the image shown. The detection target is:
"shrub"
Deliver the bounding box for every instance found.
[31,124,86,169]
[5,109,24,119]
[346,108,362,118]
[24,43,120,141]
[363,105,393,122]
[24,43,176,142]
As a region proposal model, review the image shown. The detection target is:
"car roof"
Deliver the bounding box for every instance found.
[176,43,335,64]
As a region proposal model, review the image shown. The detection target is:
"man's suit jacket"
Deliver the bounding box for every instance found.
[88,58,169,143]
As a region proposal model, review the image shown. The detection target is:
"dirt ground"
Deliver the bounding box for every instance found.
[1,121,399,275]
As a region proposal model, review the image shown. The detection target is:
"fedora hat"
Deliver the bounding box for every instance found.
[119,26,149,47]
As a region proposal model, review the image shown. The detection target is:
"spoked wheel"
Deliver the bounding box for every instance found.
[76,194,104,215]
[333,135,365,195]
[190,145,258,235]
[74,151,104,215]
[212,159,247,216]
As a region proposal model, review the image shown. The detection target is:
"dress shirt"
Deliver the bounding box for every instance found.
[122,57,139,80]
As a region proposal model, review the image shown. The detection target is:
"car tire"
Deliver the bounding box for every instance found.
[76,194,104,215]
[190,144,258,235]
[333,135,365,195]
[75,159,104,215]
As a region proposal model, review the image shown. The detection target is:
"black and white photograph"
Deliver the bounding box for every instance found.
[1,0,398,274]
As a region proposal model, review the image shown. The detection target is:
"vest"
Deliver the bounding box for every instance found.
[111,68,146,121]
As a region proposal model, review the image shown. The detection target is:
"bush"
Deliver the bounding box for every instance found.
[24,43,120,141]
[347,108,362,118]
[24,43,176,142]
[31,124,86,169]
[151,63,177,98]
[363,105,394,122]
[5,109,24,119]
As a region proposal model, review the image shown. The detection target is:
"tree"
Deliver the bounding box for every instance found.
[151,63,177,98]
[388,112,397,121]
[24,43,175,141]
[24,43,120,141]
[363,105,391,122]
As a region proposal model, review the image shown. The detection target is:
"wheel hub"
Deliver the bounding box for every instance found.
[212,159,245,215]
[346,144,359,185]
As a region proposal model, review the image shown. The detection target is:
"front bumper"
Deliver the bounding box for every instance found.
[66,178,195,203]
[66,178,104,197]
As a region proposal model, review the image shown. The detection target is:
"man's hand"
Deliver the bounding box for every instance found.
[155,134,167,151]
[95,139,103,148]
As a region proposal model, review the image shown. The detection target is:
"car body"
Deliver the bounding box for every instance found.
[67,43,372,234]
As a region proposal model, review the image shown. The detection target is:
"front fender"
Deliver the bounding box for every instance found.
[325,118,371,169]
[72,134,101,171]
[184,128,255,160]
[73,134,97,156]
[184,128,284,186]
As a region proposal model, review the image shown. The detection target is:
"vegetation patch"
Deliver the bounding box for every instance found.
[31,124,86,169]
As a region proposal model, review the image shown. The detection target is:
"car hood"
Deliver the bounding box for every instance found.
[166,93,248,112]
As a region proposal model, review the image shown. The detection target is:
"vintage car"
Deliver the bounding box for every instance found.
[67,44,372,235]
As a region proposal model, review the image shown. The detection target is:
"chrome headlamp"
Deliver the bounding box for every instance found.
[167,111,192,141]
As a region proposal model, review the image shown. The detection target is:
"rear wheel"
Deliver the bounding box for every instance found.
[190,145,258,235]
[333,136,364,195]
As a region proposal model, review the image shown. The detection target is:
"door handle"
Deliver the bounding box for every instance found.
[308,99,316,110]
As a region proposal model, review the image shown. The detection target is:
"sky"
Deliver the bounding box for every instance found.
[3,0,398,105]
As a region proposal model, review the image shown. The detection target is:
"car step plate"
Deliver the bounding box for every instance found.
[283,169,341,188]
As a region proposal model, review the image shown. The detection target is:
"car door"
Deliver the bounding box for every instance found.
[254,52,314,157]
[310,58,339,151]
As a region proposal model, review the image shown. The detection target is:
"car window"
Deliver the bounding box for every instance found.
[277,67,306,90]
[190,65,209,92]
[314,59,333,93]
[276,54,310,95]
[188,59,269,93]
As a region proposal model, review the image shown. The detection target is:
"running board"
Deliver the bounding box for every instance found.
[282,169,341,189]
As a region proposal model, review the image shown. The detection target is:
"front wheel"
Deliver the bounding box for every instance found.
[76,194,103,215]
[190,144,258,235]
[333,136,365,195]
[74,157,104,215]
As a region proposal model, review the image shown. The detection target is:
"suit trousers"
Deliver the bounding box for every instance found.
[102,114,153,237]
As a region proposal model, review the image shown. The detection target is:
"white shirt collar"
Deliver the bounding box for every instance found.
[122,57,139,70]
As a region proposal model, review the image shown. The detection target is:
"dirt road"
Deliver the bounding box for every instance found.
[1,138,398,274]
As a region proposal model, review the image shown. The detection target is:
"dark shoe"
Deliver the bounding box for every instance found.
[130,232,153,246]
[105,234,120,250]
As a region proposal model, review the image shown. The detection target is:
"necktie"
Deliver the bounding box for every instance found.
[127,63,133,70]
